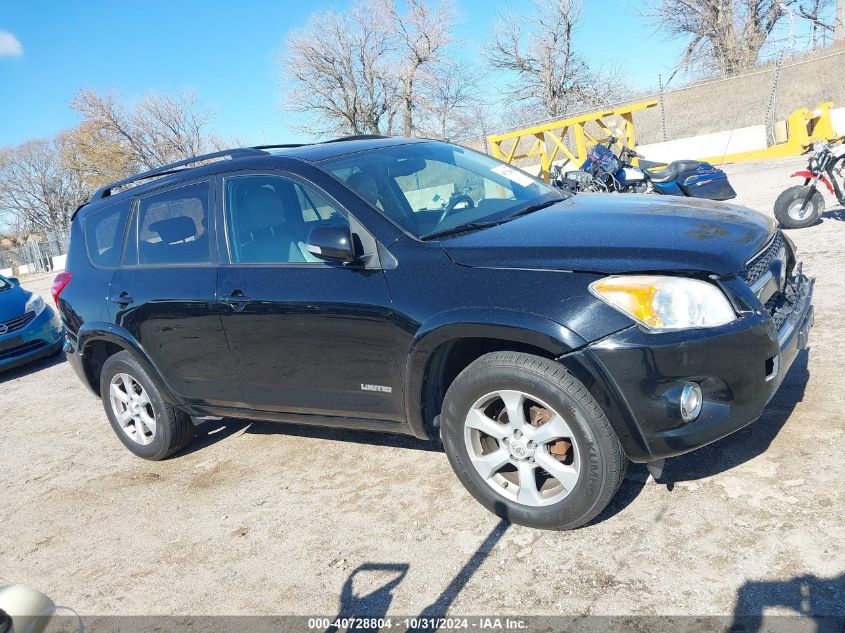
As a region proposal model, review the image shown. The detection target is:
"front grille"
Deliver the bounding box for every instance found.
[0,340,45,361]
[765,293,792,331]
[742,232,784,287]
[0,311,36,334]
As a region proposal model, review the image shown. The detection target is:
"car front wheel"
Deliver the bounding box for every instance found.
[440,352,626,530]
[100,350,194,460]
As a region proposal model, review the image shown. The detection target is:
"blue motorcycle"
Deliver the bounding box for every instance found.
[554,134,736,201]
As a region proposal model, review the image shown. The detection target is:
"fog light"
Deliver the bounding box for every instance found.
[679,383,703,422]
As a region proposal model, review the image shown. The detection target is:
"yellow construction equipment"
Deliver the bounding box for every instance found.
[487,100,658,182]
[699,102,841,164]
[488,100,841,178]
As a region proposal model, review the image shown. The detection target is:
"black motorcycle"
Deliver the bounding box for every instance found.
[552,132,736,201]
[774,140,845,229]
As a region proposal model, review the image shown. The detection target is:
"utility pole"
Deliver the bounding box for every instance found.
[836,0,844,46]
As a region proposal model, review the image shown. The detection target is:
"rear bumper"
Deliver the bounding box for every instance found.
[577,274,814,462]
[0,307,64,372]
[63,333,95,394]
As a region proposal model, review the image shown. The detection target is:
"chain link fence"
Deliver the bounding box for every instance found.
[0,229,71,276]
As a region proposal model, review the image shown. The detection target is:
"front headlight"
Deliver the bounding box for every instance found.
[24,293,46,316]
[590,275,736,331]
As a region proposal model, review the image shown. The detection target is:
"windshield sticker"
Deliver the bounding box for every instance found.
[491,164,535,187]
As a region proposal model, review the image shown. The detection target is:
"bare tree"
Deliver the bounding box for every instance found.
[0,89,224,232]
[487,0,628,120]
[798,0,835,46]
[652,0,793,79]
[70,89,223,171]
[281,1,398,136]
[384,0,456,135]
[58,120,135,195]
[417,60,487,140]
[0,138,88,233]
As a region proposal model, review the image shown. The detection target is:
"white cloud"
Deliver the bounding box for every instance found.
[0,31,23,57]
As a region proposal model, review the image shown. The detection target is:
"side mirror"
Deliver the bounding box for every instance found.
[8,277,19,286]
[305,224,356,263]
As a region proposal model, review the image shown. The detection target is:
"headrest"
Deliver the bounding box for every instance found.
[148,216,197,244]
[241,186,285,234]
[346,171,379,205]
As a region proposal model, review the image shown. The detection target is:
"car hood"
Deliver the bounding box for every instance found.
[0,285,31,322]
[440,194,775,276]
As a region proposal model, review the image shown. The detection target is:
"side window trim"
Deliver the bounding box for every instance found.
[220,170,362,268]
[120,198,139,267]
[124,178,216,268]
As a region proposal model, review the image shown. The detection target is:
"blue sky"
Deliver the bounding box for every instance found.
[0,0,723,147]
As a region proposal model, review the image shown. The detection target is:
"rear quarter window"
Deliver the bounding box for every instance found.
[83,200,131,268]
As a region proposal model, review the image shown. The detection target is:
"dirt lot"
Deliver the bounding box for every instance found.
[1,156,843,623]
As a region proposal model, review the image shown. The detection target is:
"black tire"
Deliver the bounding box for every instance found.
[440,352,626,530]
[774,185,824,229]
[99,351,194,460]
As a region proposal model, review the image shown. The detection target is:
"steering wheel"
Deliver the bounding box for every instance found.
[435,193,475,227]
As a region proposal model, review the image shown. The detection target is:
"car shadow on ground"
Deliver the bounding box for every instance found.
[0,350,65,384]
[324,518,509,632]
[183,349,809,522]
[729,572,845,632]
[661,348,810,485]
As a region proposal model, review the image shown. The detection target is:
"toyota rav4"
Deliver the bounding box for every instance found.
[56,137,814,529]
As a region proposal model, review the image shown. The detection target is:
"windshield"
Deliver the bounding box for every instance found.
[0,276,10,291]
[322,141,563,238]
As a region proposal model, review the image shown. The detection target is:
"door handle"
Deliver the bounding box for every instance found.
[110,292,134,307]
[221,291,252,311]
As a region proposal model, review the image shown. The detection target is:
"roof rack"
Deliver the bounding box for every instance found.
[323,134,388,143]
[252,143,308,150]
[91,147,268,201]
[83,136,392,210]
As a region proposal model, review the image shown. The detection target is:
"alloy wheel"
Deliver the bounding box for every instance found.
[109,373,157,446]
[463,390,580,507]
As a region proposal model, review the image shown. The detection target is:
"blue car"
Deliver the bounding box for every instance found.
[0,274,64,371]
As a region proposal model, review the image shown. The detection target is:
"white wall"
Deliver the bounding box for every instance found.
[831,107,845,136]
[637,125,768,164]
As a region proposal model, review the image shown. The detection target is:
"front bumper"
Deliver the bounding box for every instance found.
[0,307,64,372]
[578,273,814,462]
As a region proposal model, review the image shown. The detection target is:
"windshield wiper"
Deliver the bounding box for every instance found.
[502,198,562,221]
[419,221,501,241]
[419,197,564,241]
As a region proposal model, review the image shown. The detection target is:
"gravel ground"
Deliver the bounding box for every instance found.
[1,156,843,623]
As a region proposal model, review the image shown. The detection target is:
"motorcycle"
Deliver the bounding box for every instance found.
[552,132,737,201]
[774,140,845,229]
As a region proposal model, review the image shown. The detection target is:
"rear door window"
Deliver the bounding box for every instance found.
[134,182,211,265]
[84,200,131,268]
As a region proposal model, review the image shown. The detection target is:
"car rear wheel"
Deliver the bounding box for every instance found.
[440,352,626,530]
[100,351,194,460]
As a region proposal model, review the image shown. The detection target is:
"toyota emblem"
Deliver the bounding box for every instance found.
[0,324,7,335]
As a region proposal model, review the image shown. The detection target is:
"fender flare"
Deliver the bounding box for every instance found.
[76,322,183,405]
[791,171,834,194]
[403,308,587,439]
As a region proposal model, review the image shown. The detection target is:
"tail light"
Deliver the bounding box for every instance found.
[51,271,72,304]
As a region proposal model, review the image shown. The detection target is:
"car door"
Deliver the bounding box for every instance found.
[109,179,241,406]
[215,171,403,422]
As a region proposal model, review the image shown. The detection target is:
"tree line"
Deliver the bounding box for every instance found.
[1,0,840,236]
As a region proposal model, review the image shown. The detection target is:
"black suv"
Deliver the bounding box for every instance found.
[57,137,814,529]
